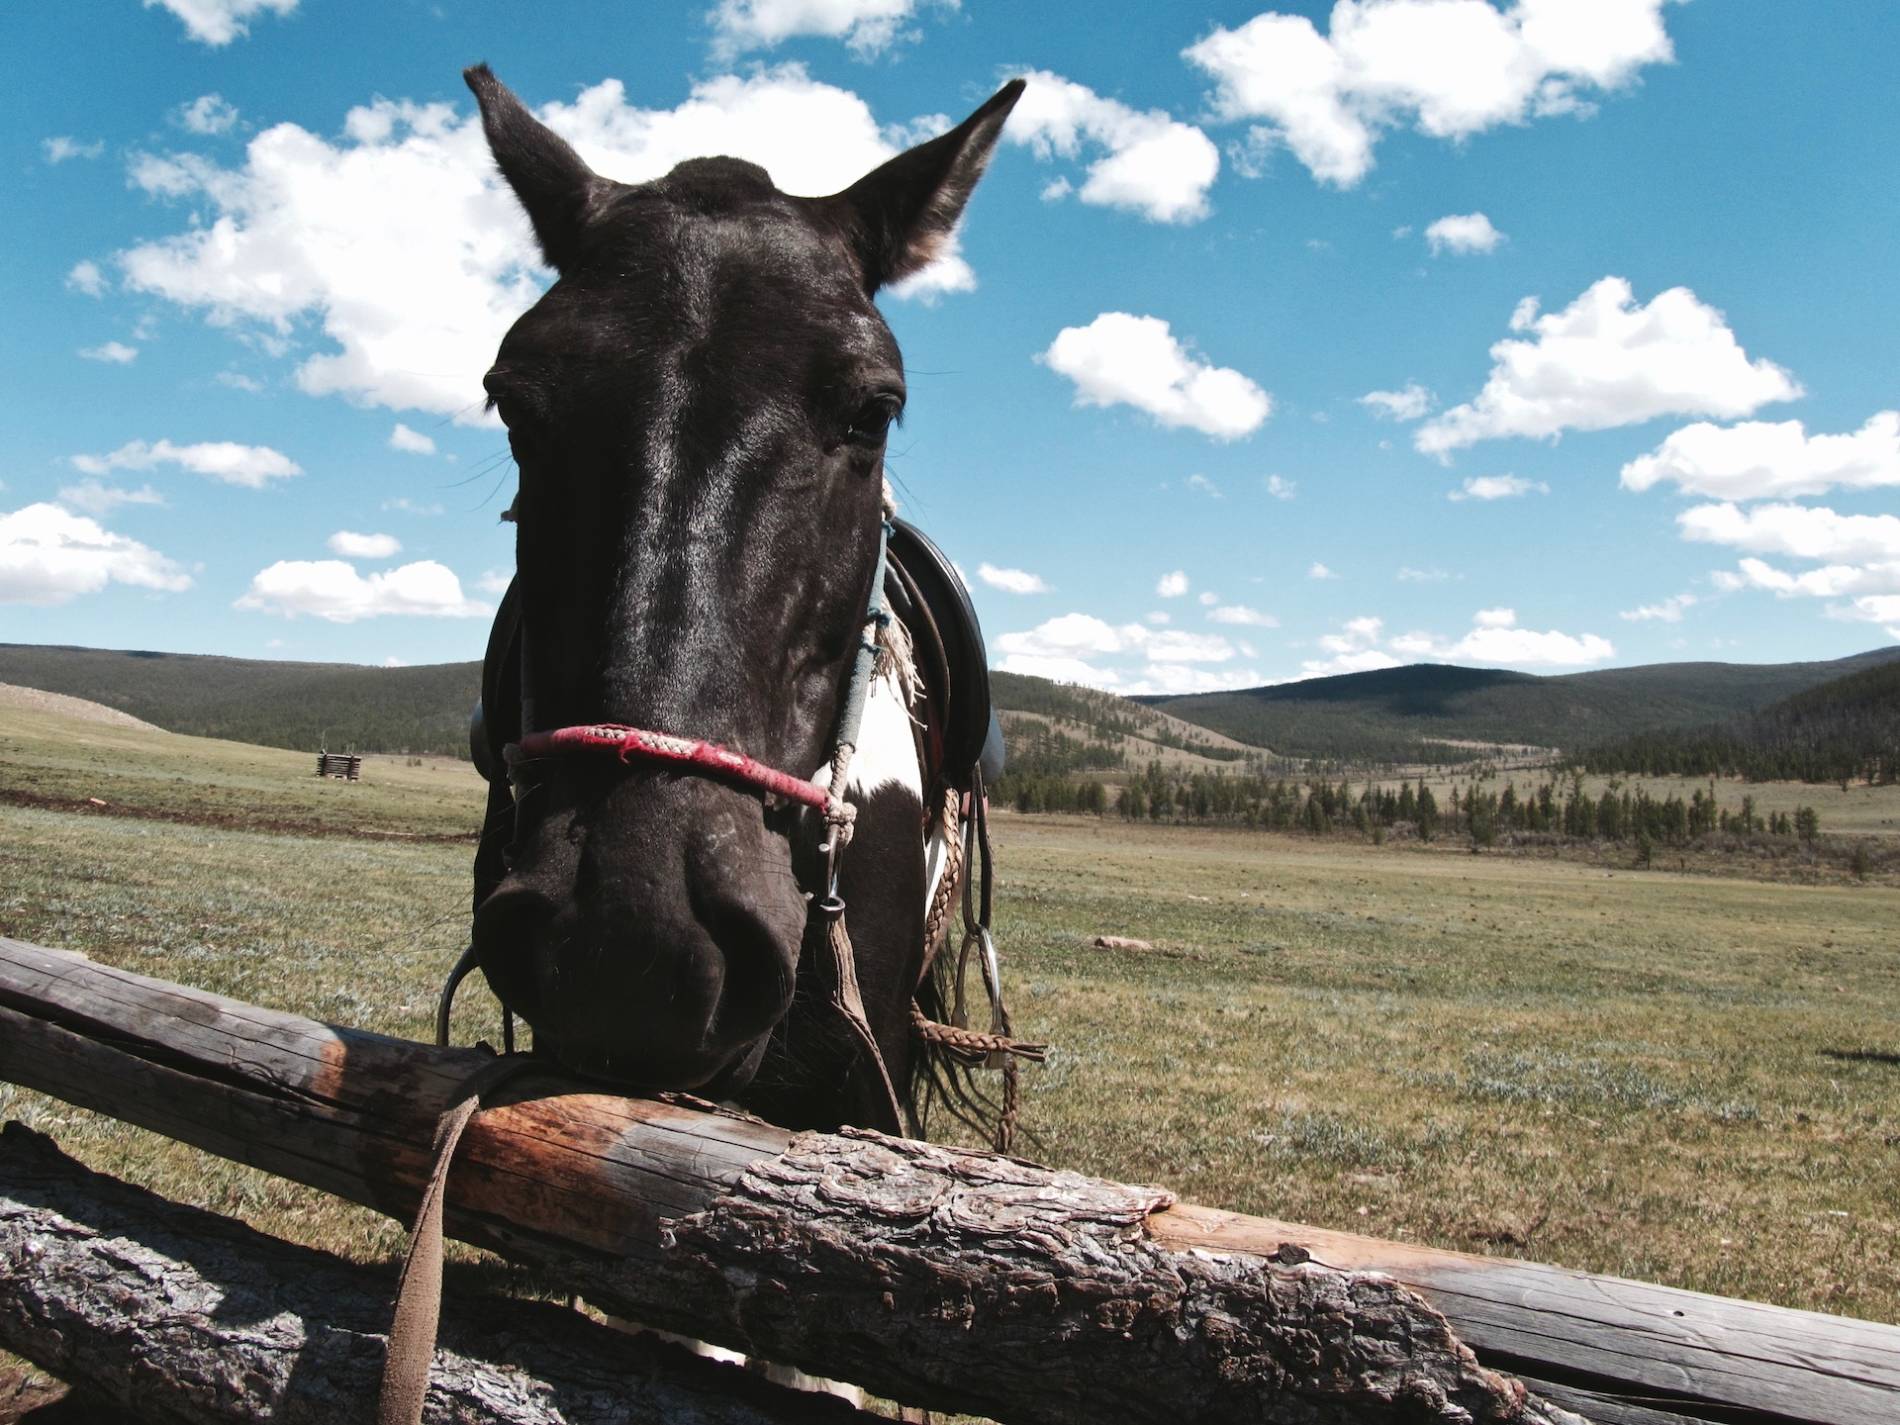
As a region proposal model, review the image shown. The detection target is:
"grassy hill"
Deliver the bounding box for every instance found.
[0,644,480,757]
[1140,648,1900,766]
[1581,657,1900,784]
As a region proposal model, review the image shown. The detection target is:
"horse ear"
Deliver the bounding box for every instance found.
[819,78,1024,293]
[465,64,604,272]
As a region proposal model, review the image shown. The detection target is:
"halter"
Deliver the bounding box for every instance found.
[440,514,1041,1140]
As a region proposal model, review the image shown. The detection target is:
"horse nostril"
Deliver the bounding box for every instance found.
[472,885,557,1018]
[696,889,799,1043]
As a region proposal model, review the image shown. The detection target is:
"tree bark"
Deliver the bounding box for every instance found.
[4,936,1896,1425]
[0,1123,870,1425]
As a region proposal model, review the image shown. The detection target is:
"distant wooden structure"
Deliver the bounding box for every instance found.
[315,749,362,781]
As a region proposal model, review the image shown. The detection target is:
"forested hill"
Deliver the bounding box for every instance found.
[1580,657,1900,784]
[1139,648,1900,766]
[0,645,1229,765]
[0,644,480,756]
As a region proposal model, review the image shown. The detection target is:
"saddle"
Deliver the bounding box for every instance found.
[469,518,1004,904]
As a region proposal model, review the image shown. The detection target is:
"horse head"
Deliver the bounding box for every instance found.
[466,65,1020,1102]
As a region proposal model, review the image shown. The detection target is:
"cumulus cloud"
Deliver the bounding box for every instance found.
[113,68,975,425]
[71,438,301,489]
[1678,502,1900,565]
[994,609,1257,692]
[1265,474,1297,499]
[78,341,139,364]
[708,0,955,58]
[1620,592,1698,622]
[177,94,240,135]
[1207,603,1278,627]
[236,558,487,622]
[1621,411,1900,500]
[1417,278,1800,458]
[1185,473,1223,498]
[1390,606,1614,667]
[1425,211,1504,254]
[1039,313,1270,440]
[977,562,1049,594]
[145,0,298,46]
[1308,561,1338,579]
[388,423,437,456]
[55,481,165,517]
[1448,474,1548,501]
[326,530,402,559]
[1359,382,1433,421]
[67,261,108,297]
[43,137,104,164]
[0,503,191,605]
[1184,0,1679,188]
[1155,570,1189,598]
[1006,70,1220,224]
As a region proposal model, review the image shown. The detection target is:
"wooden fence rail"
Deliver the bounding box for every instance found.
[0,935,1894,1425]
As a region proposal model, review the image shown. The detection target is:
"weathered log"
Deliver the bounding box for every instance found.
[0,1123,870,1425]
[2,936,1896,1424]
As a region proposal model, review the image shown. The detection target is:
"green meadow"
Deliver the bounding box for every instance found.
[2,704,1895,1327]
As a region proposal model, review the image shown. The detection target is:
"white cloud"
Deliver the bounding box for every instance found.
[1359,382,1433,421]
[477,568,514,596]
[1302,615,1398,676]
[145,0,298,46]
[1146,611,1170,625]
[977,562,1050,594]
[1396,565,1451,582]
[1197,590,1220,606]
[1620,592,1698,623]
[1185,473,1224,498]
[1007,71,1220,224]
[43,137,104,164]
[1155,570,1189,598]
[114,68,973,425]
[709,0,955,58]
[1678,502,1900,565]
[216,370,264,392]
[71,438,301,489]
[1040,312,1270,440]
[1727,558,1900,600]
[177,94,240,135]
[1418,278,1801,458]
[1425,211,1504,255]
[67,261,108,297]
[55,481,165,517]
[1265,473,1297,499]
[1393,606,1614,667]
[1448,474,1548,501]
[1208,603,1278,627]
[236,558,487,622]
[388,422,437,456]
[994,609,1259,692]
[1621,411,1900,500]
[1184,0,1678,188]
[78,341,139,364]
[1308,561,1338,579]
[0,503,191,605]
[327,530,402,559]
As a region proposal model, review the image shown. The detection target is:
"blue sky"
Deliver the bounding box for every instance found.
[5,1,1898,693]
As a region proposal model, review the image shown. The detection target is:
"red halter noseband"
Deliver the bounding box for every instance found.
[511,723,837,815]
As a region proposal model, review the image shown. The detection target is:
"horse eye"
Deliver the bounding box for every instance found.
[846,394,902,445]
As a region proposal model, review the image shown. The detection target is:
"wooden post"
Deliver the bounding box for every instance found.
[2,936,1895,1425]
[0,1123,876,1425]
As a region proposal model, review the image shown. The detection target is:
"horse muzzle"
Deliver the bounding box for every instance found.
[470,781,807,1090]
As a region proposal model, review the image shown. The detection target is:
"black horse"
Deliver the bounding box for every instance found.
[460,66,1027,1138]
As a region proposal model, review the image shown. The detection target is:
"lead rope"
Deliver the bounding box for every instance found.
[379,1051,537,1425]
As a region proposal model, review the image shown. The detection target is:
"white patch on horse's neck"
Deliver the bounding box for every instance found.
[811,605,922,801]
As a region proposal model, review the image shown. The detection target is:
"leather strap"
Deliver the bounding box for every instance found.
[379,1053,538,1425]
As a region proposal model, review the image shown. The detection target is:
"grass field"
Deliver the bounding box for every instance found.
[2,703,1896,1332]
